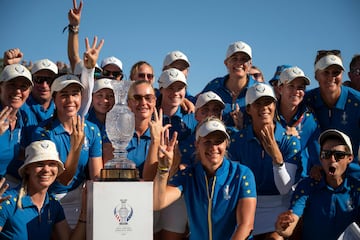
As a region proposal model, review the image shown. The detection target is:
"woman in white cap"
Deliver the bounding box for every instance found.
[153,117,256,240]
[0,140,86,239]
[153,68,197,239]
[305,50,360,158]
[26,74,103,228]
[0,63,35,186]
[228,83,301,240]
[201,41,257,129]
[277,66,321,179]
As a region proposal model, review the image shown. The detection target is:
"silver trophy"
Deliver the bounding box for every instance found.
[100,80,139,180]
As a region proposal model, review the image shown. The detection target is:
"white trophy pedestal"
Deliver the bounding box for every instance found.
[86,181,153,239]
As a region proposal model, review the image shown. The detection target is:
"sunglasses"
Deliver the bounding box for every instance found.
[138,73,154,80]
[33,76,54,85]
[103,70,123,79]
[350,68,360,76]
[320,150,351,162]
[130,94,155,103]
[315,49,341,64]
[250,73,262,79]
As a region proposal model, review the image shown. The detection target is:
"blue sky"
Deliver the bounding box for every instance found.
[1,0,359,96]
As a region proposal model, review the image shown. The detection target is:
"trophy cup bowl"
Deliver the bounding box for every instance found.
[100,80,139,181]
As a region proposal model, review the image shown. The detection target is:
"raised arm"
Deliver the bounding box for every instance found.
[78,36,104,117]
[67,0,83,72]
[153,129,181,210]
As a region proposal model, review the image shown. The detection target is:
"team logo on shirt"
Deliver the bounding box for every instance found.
[341,112,348,125]
[223,185,231,200]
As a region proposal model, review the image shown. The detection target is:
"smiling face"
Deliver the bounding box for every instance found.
[127,82,156,121]
[32,69,56,103]
[26,160,59,190]
[92,88,115,114]
[320,138,353,183]
[224,52,252,78]
[316,65,343,95]
[0,77,32,110]
[196,131,228,175]
[195,101,224,122]
[279,78,306,108]
[246,96,276,125]
[160,81,186,108]
[54,84,82,119]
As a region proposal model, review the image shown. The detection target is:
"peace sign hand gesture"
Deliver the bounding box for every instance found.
[83,36,104,69]
[68,0,83,26]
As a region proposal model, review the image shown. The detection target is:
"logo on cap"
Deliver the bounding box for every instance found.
[174,52,183,58]
[15,65,25,74]
[235,42,245,50]
[41,60,51,68]
[292,68,301,75]
[255,84,266,93]
[169,69,179,78]
[40,142,50,149]
[206,92,217,99]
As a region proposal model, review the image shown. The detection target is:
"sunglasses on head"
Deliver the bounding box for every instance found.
[320,150,351,162]
[315,49,342,64]
[102,70,123,79]
[33,76,54,85]
[138,73,154,80]
[130,94,155,103]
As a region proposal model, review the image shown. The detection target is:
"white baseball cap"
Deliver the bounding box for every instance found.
[279,66,311,86]
[51,74,84,95]
[315,55,344,72]
[31,59,58,75]
[226,41,252,60]
[158,68,187,89]
[196,117,230,141]
[18,140,65,178]
[319,129,353,154]
[245,83,276,105]
[93,78,114,93]
[101,56,123,71]
[0,64,33,86]
[195,91,225,110]
[163,50,190,68]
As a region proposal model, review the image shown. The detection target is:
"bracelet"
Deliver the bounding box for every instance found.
[63,24,79,34]
[68,24,79,34]
[78,219,87,224]
[158,166,170,174]
[273,162,284,167]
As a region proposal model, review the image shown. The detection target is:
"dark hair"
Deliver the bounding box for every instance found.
[350,55,360,71]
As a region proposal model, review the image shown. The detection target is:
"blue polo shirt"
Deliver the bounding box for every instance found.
[276,103,321,179]
[0,106,37,178]
[86,107,110,143]
[126,128,152,177]
[169,158,256,240]
[0,188,65,240]
[290,174,360,240]
[305,86,360,157]
[162,107,197,142]
[24,94,55,122]
[201,74,256,128]
[228,122,301,195]
[28,117,102,194]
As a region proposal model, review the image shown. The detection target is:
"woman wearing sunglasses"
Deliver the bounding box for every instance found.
[276,129,360,240]
[305,50,360,158]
